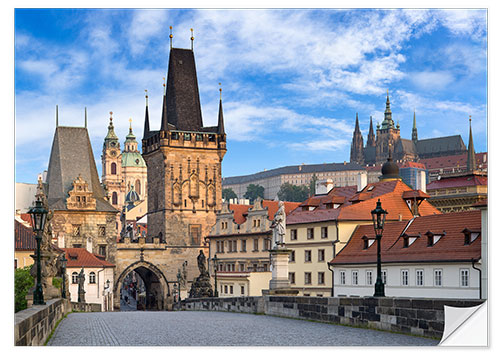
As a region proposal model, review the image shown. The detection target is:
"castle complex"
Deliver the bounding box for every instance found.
[350,91,467,165]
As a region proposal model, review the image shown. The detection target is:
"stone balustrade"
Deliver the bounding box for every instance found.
[180,296,484,339]
[15,298,71,346]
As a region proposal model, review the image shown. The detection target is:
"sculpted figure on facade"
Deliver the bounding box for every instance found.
[271,201,286,249]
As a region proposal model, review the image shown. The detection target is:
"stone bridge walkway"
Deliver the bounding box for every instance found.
[48,311,438,346]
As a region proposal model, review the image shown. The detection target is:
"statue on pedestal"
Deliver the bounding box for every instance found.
[28,178,62,304]
[271,201,286,249]
[188,250,214,298]
[78,267,86,303]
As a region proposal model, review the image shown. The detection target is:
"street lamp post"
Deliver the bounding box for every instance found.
[28,197,48,305]
[371,199,388,297]
[212,254,218,297]
[60,253,67,299]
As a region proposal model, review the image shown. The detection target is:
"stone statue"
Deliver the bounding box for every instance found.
[271,201,286,248]
[78,267,86,303]
[197,250,207,275]
[188,250,214,298]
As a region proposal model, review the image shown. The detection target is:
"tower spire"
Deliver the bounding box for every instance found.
[143,89,150,139]
[412,109,418,143]
[354,113,360,132]
[350,112,364,164]
[381,89,394,129]
[217,83,225,135]
[367,115,376,147]
[467,115,476,172]
[160,78,169,131]
[169,26,173,49]
[85,107,87,128]
[191,28,194,51]
[56,105,59,127]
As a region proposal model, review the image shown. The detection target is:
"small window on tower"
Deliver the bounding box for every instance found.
[111,162,117,175]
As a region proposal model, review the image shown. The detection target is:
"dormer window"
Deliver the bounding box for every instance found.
[403,234,419,248]
[362,236,375,249]
[463,228,480,245]
[367,186,375,191]
[426,231,445,247]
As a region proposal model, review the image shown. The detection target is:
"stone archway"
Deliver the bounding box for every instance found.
[114,261,171,311]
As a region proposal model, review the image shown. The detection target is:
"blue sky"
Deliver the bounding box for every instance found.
[14,8,488,184]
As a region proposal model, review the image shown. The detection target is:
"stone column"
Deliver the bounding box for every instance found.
[266,249,299,295]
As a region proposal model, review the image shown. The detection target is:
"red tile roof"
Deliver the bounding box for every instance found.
[62,248,115,268]
[15,219,36,250]
[228,200,301,225]
[330,210,481,265]
[427,174,488,190]
[288,179,441,224]
[419,152,487,171]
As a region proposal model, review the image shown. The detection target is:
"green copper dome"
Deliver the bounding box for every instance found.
[122,151,146,168]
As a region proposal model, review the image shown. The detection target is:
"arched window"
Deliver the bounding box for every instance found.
[112,192,118,205]
[111,162,117,175]
[72,272,78,284]
[89,272,96,284]
[135,179,141,195]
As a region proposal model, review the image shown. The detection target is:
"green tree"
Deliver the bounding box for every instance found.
[244,184,265,203]
[277,183,310,202]
[15,265,34,312]
[222,188,237,201]
[309,174,318,196]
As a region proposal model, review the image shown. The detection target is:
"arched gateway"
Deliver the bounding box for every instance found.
[114,260,171,311]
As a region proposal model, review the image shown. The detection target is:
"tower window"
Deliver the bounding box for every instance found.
[112,192,118,205]
[135,179,141,195]
[111,162,117,175]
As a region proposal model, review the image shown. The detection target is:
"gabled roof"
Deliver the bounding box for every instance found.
[46,126,117,213]
[287,180,440,225]
[62,248,115,268]
[228,200,301,225]
[15,219,36,250]
[330,210,481,265]
[427,174,487,190]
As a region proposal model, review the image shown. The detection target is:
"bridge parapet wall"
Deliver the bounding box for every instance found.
[15,298,71,346]
[181,296,484,339]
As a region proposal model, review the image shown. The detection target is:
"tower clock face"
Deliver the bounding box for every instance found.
[110,141,116,147]
[110,150,116,157]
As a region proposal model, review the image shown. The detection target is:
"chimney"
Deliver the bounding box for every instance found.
[357,172,367,192]
[419,170,427,193]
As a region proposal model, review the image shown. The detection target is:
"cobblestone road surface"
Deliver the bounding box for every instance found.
[48,311,438,346]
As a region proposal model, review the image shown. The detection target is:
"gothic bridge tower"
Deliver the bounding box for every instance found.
[123,39,227,307]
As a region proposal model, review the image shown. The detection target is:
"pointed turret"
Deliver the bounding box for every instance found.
[350,113,364,164]
[104,112,118,141]
[217,88,225,135]
[381,90,395,129]
[160,79,169,132]
[367,116,376,147]
[467,116,476,172]
[412,110,418,143]
[143,90,150,139]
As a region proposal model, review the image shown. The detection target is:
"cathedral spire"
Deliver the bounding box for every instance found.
[350,113,364,164]
[467,115,476,172]
[85,107,87,128]
[217,84,225,135]
[143,89,150,139]
[412,109,418,143]
[381,89,394,129]
[367,115,376,147]
[56,105,59,127]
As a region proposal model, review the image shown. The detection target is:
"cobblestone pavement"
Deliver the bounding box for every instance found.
[48,311,439,346]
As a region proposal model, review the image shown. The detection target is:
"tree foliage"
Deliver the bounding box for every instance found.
[244,184,265,203]
[277,183,310,202]
[15,265,34,313]
[309,174,318,196]
[222,188,237,201]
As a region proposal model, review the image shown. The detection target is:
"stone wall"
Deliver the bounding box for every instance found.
[15,298,71,346]
[180,296,484,339]
[71,302,102,312]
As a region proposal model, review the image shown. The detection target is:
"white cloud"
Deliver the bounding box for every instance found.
[128,10,168,55]
[288,139,350,152]
[437,10,486,39]
[411,71,454,91]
